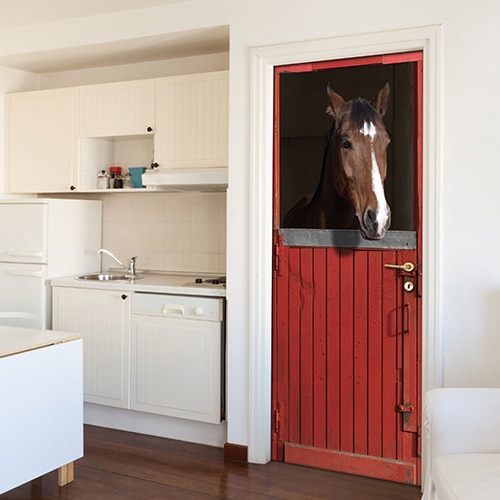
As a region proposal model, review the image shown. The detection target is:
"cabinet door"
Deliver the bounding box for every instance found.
[0,203,47,264]
[79,79,155,137]
[6,88,78,193]
[155,71,229,168]
[0,263,46,328]
[52,287,130,408]
[130,314,222,423]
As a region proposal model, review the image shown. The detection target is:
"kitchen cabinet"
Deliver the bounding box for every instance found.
[154,71,229,169]
[79,79,155,137]
[5,87,78,193]
[5,70,228,194]
[51,281,225,424]
[52,287,130,409]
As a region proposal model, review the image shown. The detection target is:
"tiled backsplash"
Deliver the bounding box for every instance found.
[51,191,226,274]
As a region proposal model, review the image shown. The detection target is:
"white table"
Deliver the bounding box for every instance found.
[0,326,83,494]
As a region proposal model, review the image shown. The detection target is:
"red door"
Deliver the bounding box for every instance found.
[272,53,423,484]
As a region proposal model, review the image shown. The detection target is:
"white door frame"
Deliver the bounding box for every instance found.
[247,25,443,471]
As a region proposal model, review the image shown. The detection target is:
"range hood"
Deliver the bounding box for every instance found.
[141,167,228,192]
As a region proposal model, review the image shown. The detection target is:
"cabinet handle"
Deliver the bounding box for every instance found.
[147,126,153,132]
[151,162,159,169]
[121,294,127,300]
[8,250,43,258]
[7,269,44,277]
[70,185,76,191]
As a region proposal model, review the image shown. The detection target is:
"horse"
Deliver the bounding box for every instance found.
[282,82,392,240]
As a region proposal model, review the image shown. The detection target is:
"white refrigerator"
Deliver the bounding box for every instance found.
[0,198,102,328]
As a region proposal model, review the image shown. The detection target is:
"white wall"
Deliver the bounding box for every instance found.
[1,0,500,470]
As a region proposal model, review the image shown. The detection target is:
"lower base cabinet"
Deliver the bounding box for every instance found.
[52,286,223,424]
[52,287,130,408]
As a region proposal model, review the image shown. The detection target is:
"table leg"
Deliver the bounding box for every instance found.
[57,462,74,487]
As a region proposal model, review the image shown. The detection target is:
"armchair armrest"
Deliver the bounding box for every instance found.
[425,388,500,459]
[423,388,500,500]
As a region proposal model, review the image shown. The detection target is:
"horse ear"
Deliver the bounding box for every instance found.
[373,81,390,117]
[326,84,346,118]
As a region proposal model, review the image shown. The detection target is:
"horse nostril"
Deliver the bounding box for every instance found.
[366,209,378,228]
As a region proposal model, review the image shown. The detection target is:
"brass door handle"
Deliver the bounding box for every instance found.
[384,262,415,272]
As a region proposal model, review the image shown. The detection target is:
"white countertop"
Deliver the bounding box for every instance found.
[51,271,226,297]
[0,326,80,358]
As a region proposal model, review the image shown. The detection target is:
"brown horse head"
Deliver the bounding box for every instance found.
[326,82,391,240]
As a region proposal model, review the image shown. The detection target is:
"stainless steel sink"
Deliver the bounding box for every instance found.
[77,273,143,281]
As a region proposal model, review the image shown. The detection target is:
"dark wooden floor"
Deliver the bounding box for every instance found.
[4,425,422,499]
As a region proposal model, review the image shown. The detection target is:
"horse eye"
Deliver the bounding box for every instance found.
[341,139,353,150]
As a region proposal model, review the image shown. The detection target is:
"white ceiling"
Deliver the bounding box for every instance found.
[0,1,229,74]
[0,0,184,29]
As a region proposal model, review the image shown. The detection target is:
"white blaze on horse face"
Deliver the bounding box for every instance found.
[360,121,377,140]
[360,121,390,234]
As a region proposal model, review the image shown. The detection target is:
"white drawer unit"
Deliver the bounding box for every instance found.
[130,292,225,424]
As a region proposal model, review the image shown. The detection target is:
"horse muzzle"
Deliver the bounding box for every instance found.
[359,208,391,240]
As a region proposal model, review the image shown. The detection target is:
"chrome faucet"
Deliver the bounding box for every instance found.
[98,249,138,276]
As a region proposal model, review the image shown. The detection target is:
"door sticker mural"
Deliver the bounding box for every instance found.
[272,52,423,485]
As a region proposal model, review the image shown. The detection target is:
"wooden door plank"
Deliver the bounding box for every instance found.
[299,248,314,447]
[339,249,354,453]
[326,249,341,451]
[288,249,302,446]
[272,237,290,459]
[353,251,368,456]
[381,251,399,460]
[313,248,327,449]
[285,442,416,484]
[367,251,383,458]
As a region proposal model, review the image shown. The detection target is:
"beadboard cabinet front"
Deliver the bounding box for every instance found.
[130,313,222,424]
[52,287,130,409]
[79,79,155,137]
[5,71,228,194]
[155,71,229,169]
[6,88,78,193]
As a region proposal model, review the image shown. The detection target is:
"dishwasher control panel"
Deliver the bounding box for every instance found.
[131,292,223,322]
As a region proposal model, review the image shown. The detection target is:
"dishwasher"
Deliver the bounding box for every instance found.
[130,292,225,424]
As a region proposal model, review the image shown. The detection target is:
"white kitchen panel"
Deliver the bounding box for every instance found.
[0,203,48,264]
[155,71,228,169]
[131,314,221,423]
[79,79,155,137]
[6,88,78,193]
[0,263,46,328]
[0,199,102,275]
[0,338,83,495]
[52,287,130,409]
[0,199,102,330]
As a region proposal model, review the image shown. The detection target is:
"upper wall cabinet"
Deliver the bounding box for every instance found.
[4,71,229,194]
[155,71,229,169]
[79,79,155,137]
[6,88,79,193]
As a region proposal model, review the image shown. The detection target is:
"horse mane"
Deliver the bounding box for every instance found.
[311,125,334,202]
[349,97,384,129]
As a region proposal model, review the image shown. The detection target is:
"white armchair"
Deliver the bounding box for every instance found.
[423,388,500,500]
